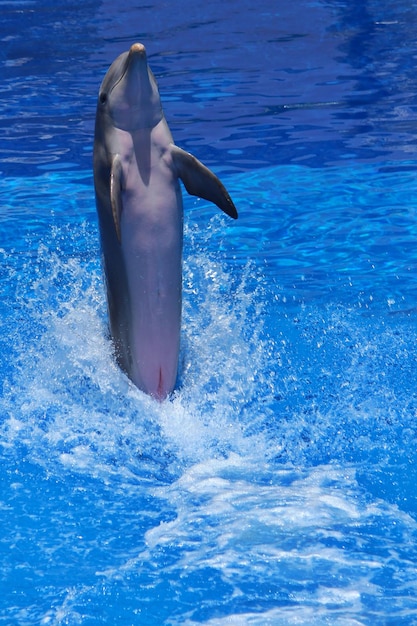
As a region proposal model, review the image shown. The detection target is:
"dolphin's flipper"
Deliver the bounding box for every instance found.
[110,155,123,243]
[171,145,238,219]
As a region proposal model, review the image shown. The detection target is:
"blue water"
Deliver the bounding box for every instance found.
[2,0,417,624]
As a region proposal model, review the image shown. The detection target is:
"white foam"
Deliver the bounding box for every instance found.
[3,220,417,624]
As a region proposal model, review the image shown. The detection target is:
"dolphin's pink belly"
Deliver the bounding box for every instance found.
[121,195,183,400]
[129,257,182,399]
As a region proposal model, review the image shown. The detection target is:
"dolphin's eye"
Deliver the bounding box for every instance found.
[99,92,108,105]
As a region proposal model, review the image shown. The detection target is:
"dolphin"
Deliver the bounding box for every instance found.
[93,43,238,400]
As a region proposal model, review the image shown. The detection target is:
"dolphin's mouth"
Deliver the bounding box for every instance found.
[109,42,148,98]
[123,42,148,79]
[102,41,163,132]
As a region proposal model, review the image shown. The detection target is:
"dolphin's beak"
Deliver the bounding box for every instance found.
[126,43,148,78]
[121,43,152,106]
[128,43,147,64]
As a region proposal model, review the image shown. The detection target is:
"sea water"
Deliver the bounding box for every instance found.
[2,1,417,624]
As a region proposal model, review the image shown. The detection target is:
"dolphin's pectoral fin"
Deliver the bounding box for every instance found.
[171,145,238,219]
[110,155,123,243]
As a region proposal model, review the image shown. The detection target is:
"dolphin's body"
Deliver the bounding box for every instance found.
[93,43,237,400]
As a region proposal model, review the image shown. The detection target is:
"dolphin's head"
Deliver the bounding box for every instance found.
[97,43,163,132]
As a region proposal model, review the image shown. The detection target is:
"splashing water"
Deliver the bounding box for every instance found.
[2,166,417,624]
[0,214,278,481]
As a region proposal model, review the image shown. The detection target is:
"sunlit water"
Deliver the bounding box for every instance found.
[2,1,417,624]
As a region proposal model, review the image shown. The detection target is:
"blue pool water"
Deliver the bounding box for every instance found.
[2,0,417,623]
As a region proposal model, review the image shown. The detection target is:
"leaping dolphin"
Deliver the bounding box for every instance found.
[93,43,238,400]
